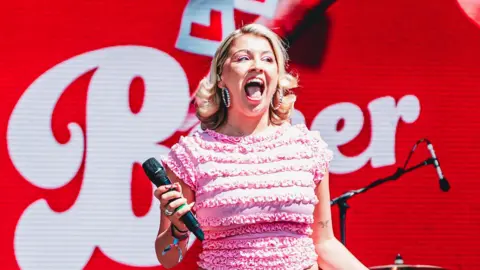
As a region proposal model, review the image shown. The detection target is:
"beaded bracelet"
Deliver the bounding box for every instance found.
[161,224,189,263]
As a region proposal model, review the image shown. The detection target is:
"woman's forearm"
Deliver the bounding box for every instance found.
[315,238,368,270]
[154,228,189,269]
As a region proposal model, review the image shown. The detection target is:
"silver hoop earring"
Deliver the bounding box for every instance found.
[222,87,231,108]
[271,89,284,110]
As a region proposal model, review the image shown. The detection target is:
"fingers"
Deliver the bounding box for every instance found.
[153,182,182,200]
[173,202,195,219]
[169,202,195,231]
[165,197,187,211]
[160,190,183,205]
[153,183,193,225]
[164,197,195,218]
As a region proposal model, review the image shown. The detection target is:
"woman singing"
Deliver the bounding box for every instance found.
[153,23,368,270]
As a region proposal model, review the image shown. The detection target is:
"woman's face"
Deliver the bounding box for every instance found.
[219,34,279,118]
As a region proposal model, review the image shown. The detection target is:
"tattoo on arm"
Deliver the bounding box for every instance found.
[318,220,330,228]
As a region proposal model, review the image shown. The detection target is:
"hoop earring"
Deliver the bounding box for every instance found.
[221,87,231,108]
[271,89,284,110]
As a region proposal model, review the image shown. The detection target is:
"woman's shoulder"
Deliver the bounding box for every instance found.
[168,128,224,155]
[285,123,331,152]
[286,122,309,135]
[285,122,321,140]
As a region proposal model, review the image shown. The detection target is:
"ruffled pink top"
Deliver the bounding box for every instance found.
[161,123,333,270]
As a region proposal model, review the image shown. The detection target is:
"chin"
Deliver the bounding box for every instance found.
[241,100,269,117]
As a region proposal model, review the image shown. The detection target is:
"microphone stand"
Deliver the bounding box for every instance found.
[330,157,436,246]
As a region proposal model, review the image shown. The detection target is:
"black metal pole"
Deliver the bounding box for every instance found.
[330,158,436,247]
[339,200,349,245]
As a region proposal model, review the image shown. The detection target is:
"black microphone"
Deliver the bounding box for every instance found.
[142,157,205,241]
[424,140,450,192]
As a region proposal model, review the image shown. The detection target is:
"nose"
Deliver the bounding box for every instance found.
[250,58,264,73]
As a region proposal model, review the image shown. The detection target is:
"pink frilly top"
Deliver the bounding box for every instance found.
[161,123,333,270]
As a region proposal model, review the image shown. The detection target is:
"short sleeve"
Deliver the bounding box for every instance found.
[160,137,197,191]
[308,130,334,184]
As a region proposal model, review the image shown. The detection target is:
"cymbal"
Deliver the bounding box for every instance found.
[369,264,445,270]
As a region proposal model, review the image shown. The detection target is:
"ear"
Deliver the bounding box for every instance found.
[217,79,225,89]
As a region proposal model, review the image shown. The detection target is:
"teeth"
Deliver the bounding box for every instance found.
[247,78,263,85]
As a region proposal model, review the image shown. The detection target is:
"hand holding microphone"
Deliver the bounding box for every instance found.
[143,157,204,241]
[154,183,194,234]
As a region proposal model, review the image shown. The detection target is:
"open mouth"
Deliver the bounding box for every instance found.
[244,78,265,100]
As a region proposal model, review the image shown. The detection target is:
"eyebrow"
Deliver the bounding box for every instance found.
[231,49,274,56]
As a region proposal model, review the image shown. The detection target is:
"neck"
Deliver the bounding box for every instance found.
[219,109,271,137]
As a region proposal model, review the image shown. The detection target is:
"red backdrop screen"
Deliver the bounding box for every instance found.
[1,1,480,269]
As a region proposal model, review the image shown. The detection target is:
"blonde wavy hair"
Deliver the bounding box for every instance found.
[195,23,298,130]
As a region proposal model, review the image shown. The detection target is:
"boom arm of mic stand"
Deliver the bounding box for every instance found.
[330,158,435,246]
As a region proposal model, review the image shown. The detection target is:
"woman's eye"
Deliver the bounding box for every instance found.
[262,56,274,63]
[237,56,250,61]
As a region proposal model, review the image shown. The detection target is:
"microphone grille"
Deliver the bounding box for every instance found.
[439,178,450,192]
[142,157,164,180]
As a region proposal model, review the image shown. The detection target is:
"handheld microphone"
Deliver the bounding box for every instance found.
[424,140,450,192]
[142,157,205,241]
